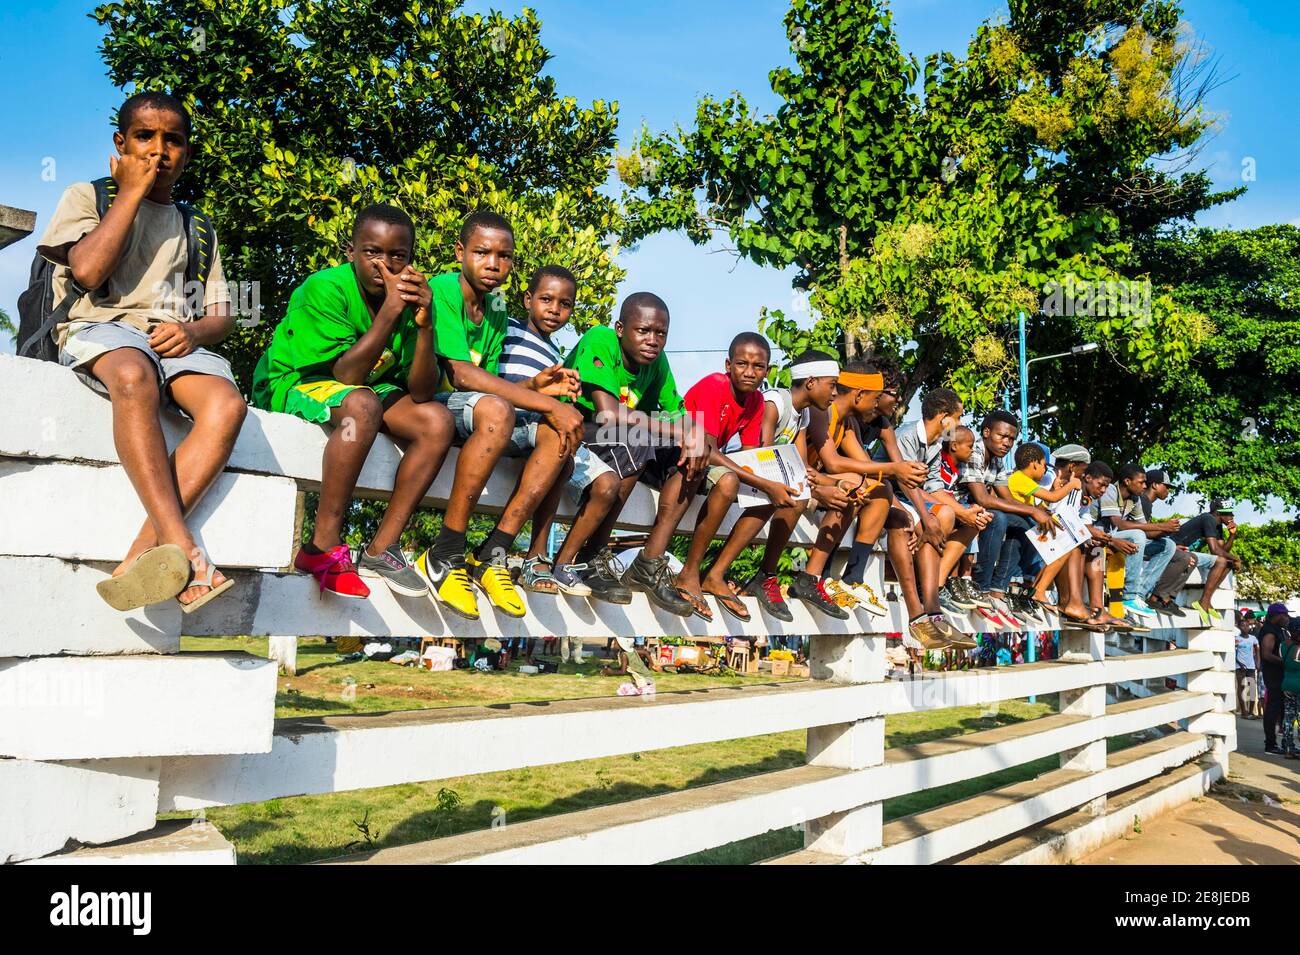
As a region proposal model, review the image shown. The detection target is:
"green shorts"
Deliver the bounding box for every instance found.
[283,379,404,424]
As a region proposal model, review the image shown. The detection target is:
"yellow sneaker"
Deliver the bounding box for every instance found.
[414,550,479,620]
[466,551,527,618]
[822,579,860,609]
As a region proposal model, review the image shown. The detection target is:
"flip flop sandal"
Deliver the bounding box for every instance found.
[96,544,190,612]
[710,590,751,623]
[519,557,559,595]
[179,559,235,615]
[676,588,714,623]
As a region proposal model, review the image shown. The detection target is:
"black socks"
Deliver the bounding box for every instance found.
[431,525,468,565]
[475,527,515,563]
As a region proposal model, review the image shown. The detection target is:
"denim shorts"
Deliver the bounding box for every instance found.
[59,321,237,410]
[568,444,614,491]
[432,390,537,456]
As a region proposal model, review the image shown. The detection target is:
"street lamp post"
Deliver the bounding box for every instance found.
[1015,313,1099,683]
[1017,310,1098,435]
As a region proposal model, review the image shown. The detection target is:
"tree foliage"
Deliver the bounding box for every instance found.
[94,0,625,389]
[622,0,1236,414]
[1232,520,1300,604]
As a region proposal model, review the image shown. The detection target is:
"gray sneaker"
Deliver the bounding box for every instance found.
[357,544,428,597]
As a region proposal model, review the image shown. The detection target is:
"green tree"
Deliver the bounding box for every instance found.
[95,0,625,389]
[622,0,1233,411]
[1029,225,1300,509]
[1231,520,1300,604]
[0,306,14,347]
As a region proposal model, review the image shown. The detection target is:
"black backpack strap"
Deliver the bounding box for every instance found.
[176,203,215,317]
[20,179,117,357]
[92,176,118,220]
[18,281,79,358]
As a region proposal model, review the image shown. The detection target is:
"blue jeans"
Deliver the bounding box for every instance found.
[1114,530,1174,600]
[993,524,1046,591]
[973,509,1034,592]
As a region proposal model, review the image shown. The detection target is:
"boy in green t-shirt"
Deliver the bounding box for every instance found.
[416,211,584,620]
[548,293,708,615]
[251,204,454,600]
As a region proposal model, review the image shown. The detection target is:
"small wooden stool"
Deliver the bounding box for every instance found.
[727,642,751,673]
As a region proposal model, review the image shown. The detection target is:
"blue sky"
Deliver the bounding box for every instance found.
[1,0,1296,521]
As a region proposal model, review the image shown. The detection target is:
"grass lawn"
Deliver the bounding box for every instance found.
[188,636,793,718]
[175,637,1132,864]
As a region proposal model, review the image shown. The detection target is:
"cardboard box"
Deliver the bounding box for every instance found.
[770,659,791,677]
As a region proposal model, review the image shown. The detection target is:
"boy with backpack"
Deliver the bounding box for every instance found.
[29,92,245,613]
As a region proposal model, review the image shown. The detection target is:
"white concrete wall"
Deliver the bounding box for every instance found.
[0,652,276,760]
[0,459,297,569]
[1,757,160,864]
[0,557,181,657]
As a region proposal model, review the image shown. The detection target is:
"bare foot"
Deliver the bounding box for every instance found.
[1058,601,1091,621]
[177,567,228,607]
[112,532,158,577]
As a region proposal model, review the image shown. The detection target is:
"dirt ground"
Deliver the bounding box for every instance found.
[1079,714,1300,865]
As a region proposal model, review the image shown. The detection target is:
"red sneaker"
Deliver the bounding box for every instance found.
[295,545,370,598]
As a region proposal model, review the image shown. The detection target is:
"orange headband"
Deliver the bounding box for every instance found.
[838,371,884,391]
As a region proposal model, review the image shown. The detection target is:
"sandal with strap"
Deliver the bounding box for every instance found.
[96,544,191,612]
[676,588,714,623]
[179,546,235,615]
[708,585,751,623]
[519,556,559,595]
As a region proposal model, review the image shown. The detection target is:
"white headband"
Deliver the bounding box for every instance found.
[791,360,840,380]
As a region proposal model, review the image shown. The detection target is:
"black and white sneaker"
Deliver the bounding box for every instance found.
[955,578,992,610]
[357,544,428,597]
[786,572,849,620]
[939,582,977,612]
[551,562,593,597]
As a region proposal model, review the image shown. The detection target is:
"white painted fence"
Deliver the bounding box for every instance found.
[0,353,1236,865]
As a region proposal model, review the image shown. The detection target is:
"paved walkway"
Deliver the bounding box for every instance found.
[1079,715,1300,865]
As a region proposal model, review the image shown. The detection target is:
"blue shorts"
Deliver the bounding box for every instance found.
[432,390,538,456]
[59,321,237,412]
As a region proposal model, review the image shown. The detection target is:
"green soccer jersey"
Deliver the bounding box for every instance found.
[565,324,684,421]
[251,263,417,412]
[429,270,507,391]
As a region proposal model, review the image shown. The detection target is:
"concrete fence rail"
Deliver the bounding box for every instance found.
[0,354,1236,865]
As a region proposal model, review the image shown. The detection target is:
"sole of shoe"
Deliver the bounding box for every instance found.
[554,581,595,597]
[360,571,428,599]
[589,589,633,606]
[797,597,848,620]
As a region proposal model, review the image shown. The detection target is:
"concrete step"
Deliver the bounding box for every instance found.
[0,557,180,657]
[0,651,276,760]
[1,757,160,864]
[870,731,1210,864]
[955,758,1222,864]
[0,458,297,569]
[21,818,235,865]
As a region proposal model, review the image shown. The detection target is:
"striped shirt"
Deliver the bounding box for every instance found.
[498,317,561,383]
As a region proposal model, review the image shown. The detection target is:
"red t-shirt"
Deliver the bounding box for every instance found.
[684,372,764,448]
